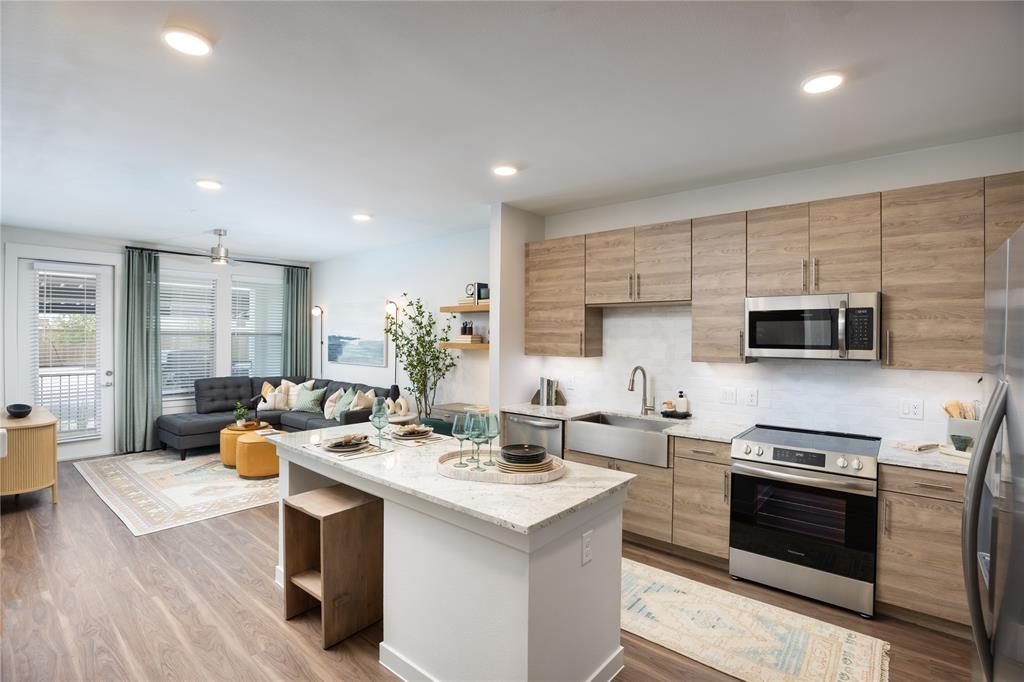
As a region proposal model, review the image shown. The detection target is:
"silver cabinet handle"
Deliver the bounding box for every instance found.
[837,299,847,359]
[692,449,717,457]
[739,331,744,361]
[882,498,891,538]
[886,330,893,366]
[635,273,640,300]
[723,469,730,504]
[626,273,631,298]
[578,331,583,356]
[915,481,954,492]
[507,415,561,429]
[811,257,818,291]
[801,258,807,292]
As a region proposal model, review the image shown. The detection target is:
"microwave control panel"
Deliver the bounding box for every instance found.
[846,308,874,350]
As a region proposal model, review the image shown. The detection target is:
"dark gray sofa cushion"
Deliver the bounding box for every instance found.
[254,409,286,426]
[280,411,322,430]
[156,411,235,436]
[194,377,256,414]
[302,417,339,430]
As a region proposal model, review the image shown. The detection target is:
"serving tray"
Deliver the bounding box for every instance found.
[436,451,566,485]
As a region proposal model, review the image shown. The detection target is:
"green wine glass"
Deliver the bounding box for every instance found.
[451,414,469,468]
[370,397,389,448]
[468,413,489,472]
[484,413,500,466]
[465,410,481,463]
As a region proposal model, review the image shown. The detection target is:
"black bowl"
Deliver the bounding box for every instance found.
[6,403,32,418]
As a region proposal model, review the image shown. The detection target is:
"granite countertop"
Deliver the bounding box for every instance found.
[501,403,971,474]
[876,440,970,475]
[501,403,746,444]
[268,422,634,535]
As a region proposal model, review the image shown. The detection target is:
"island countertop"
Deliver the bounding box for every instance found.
[268,422,634,535]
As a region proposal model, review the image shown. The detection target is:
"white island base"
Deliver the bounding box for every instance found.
[272,428,632,682]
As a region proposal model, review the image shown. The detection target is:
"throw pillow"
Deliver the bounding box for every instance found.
[280,379,314,409]
[258,382,287,410]
[323,388,343,419]
[348,389,376,412]
[292,386,327,413]
[396,396,410,416]
[260,381,275,399]
[331,387,357,420]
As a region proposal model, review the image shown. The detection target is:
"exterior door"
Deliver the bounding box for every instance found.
[16,259,115,459]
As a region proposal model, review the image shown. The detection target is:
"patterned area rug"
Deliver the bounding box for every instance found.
[622,558,890,682]
[74,452,277,536]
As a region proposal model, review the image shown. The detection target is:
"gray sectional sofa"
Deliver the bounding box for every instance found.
[155,376,390,459]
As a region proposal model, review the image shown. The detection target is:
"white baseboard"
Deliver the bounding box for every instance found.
[587,646,624,682]
[379,642,436,682]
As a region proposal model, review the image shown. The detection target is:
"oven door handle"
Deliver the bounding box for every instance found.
[731,461,877,496]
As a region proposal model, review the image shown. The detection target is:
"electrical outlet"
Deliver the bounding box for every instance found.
[720,387,737,405]
[743,388,759,407]
[899,398,924,420]
[581,530,593,566]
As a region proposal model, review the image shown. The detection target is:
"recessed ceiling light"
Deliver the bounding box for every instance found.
[352,213,372,222]
[492,165,518,177]
[162,28,212,57]
[801,72,844,94]
[194,178,223,191]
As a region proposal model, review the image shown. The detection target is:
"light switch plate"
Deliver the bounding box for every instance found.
[581,530,593,566]
[899,398,924,420]
[720,387,737,405]
[743,388,759,407]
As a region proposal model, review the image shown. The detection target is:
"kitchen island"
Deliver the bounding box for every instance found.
[269,422,634,682]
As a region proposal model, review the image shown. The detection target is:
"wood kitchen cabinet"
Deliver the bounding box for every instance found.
[565,450,673,542]
[634,220,691,303]
[671,440,732,559]
[876,478,969,625]
[881,178,985,372]
[691,212,747,363]
[746,203,809,296]
[586,222,692,305]
[525,236,602,356]
[808,193,881,293]
[585,227,635,304]
[985,171,1024,256]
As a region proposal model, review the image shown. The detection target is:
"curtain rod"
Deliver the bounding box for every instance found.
[124,245,309,270]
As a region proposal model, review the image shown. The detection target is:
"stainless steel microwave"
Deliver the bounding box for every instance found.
[744,292,881,360]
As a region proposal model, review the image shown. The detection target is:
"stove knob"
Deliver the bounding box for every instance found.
[837,457,849,469]
[755,447,764,457]
[743,445,751,455]
[852,458,864,471]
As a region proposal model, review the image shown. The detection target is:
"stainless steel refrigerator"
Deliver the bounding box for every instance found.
[963,225,1024,681]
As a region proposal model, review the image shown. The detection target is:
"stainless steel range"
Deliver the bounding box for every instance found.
[729,425,881,616]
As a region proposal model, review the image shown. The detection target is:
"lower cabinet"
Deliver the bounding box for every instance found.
[672,455,731,559]
[565,450,673,542]
[876,484,969,624]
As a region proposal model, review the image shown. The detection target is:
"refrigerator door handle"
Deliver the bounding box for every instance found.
[962,379,1009,682]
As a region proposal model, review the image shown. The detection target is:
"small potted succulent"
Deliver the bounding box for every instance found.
[234,401,248,428]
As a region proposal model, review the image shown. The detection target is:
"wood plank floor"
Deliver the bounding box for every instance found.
[2,462,977,681]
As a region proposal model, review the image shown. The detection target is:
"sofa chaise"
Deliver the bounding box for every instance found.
[155,376,390,459]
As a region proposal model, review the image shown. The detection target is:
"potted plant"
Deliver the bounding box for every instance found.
[234,401,248,427]
[384,295,457,419]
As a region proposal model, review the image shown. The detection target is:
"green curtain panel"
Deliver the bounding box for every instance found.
[282,266,311,376]
[117,248,162,453]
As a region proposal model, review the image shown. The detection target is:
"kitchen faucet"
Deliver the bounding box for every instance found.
[627,365,655,416]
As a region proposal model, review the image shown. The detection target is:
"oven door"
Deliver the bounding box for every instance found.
[745,294,843,359]
[729,461,877,584]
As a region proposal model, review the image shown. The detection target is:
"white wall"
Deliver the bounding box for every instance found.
[489,204,546,410]
[310,228,490,408]
[530,133,1023,442]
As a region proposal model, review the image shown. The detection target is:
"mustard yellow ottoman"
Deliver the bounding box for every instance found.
[219,427,244,468]
[236,432,279,479]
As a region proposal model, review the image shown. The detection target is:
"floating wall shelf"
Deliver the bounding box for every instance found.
[440,302,490,314]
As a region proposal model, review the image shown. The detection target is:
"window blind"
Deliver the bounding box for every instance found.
[159,274,217,398]
[231,278,284,377]
[31,268,101,440]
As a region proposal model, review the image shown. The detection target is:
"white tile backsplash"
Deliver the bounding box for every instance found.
[538,306,984,442]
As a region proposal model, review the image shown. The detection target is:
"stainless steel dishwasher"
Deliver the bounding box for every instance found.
[502,413,564,458]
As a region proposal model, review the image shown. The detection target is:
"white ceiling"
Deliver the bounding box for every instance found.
[3,2,1021,262]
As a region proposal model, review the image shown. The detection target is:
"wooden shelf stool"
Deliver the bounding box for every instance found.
[283,484,383,649]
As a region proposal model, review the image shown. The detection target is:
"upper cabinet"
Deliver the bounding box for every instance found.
[746,203,809,296]
[808,193,881,293]
[985,171,1024,256]
[881,178,985,372]
[586,222,692,305]
[585,228,635,304]
[634,221,692,303]
[525,236,602,357]
[691,212,747,363]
